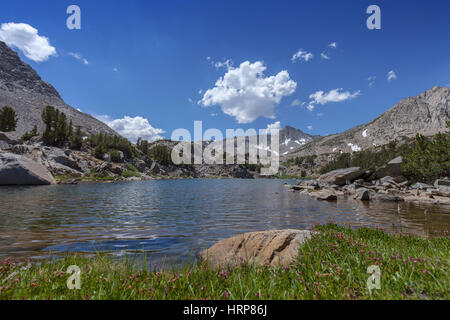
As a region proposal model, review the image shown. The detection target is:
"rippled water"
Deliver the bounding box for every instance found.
[0,179,449,265]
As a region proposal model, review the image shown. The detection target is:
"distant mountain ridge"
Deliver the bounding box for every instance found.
[278,126,320,155]
[285,86,449,160]
[0,41,118,139]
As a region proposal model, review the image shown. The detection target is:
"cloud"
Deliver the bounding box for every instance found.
[320,42,337,60]
[97,115,165,143]
[261,121,281,134]
[368,76,376,87]
[68,52,81,59]
[291,49,314,63]
[267,121,281,131]
[387,70,397,81]
[200,61,297,123]
[113,67,119,72]
[306,88,360,111]
[320,52,330,60]
[291,99,304,107]
[213,59,233,70]
[307,126,313,130]
[0,22,57,62]
[68,52,89,65]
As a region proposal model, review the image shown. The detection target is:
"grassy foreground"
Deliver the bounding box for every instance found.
[0,224,448,300]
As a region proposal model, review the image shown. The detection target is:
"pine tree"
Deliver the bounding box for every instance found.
[0,106,18,132]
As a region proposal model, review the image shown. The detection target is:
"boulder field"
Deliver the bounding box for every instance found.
[286,158,450,206]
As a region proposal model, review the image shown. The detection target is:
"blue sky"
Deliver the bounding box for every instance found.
[1,0,449,142]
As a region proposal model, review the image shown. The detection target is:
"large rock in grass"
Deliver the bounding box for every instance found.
[318,167,364,186]
[199,230,311,268]
[0,152,56,185]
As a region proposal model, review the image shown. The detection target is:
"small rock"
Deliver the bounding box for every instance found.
[311,190,337,201]
[411,182,433,190]
[434,179,450,188]
[354,188,373,201]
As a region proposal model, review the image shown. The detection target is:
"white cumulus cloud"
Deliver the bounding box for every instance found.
[0,22,57,62]
[329,42,337,48]
[291,49,314,63]
[200,61,297,123]
[306,88,360,111]
[267,121,281,131]
[97,115,165,143]
[387,70,397,81]
[260,121,281,135]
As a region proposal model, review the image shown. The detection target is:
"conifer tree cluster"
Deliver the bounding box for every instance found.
[89,132,136,160]
[41,106,83,148]
[0,106,18,132]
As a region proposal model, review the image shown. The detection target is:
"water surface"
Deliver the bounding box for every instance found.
[0,179,449,265]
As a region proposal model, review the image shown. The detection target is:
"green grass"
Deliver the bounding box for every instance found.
[126,164,138,172]
[0,224,448,300]
[122,170,141,178]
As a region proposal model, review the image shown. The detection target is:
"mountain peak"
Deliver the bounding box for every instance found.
[0,41,118,139]
[286,86,449,159]
[0,41,60,98]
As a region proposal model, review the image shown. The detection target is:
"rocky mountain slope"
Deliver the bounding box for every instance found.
[200,125,319,160]
[285,86,449,160]
[0,41,118,139]
[278,126,320,155]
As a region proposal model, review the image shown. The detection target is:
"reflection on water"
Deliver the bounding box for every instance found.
[0,179,449,265]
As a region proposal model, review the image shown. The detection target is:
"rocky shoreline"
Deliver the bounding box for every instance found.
[0,134,259,185]
[286,158,450,206]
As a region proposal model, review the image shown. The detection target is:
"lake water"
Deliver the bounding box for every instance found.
[0,179,449,266]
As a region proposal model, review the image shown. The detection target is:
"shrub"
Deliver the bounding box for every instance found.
[126,163,138,172]
[21,125,39,141]
[122,170,141,178]
[109,150,123,163]
[93,144,107,160]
